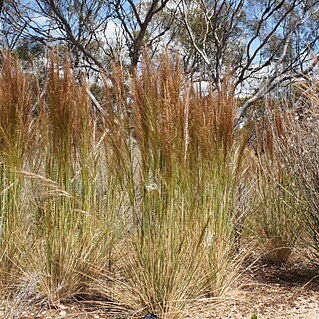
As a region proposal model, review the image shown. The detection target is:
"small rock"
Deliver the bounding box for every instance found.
[58,304,68,310]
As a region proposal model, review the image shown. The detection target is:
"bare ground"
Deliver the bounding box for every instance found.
[2,259,319,319]
[185,260,319,319]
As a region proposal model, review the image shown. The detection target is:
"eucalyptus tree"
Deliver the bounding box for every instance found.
[176,0,319,120]
[110,0,175,67]
[0,0,175,72]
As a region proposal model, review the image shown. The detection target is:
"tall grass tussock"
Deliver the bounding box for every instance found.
[0,52,312,318]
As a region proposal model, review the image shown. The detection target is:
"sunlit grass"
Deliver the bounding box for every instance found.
[0,52,308,318]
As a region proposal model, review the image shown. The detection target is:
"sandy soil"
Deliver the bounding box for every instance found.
[2,260,319,319]
[185,261,319,319]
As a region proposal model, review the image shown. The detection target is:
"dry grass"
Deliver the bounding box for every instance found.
[0,52,311,318]
[244,112,303,265]
[271,86,319,263]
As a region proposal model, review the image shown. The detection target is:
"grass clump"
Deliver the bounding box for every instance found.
[272,89,319,264]
[0,53,34,288]
[1,52,310,318]
[98,56,250,317]
[245,112,303,265]
[0,55,122,304]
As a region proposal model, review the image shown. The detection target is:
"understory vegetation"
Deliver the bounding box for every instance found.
[0,53,318,318]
